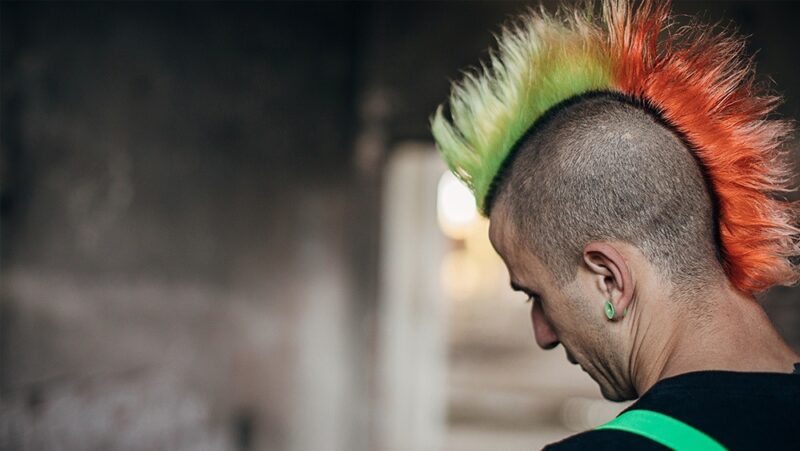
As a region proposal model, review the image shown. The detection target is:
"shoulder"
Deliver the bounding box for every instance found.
[542,429,668,450]
[546,370,800,451]
[629,370,800,449]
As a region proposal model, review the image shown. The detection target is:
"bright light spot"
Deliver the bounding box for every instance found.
[437,171,478,239]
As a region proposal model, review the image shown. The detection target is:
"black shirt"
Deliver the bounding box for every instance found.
[544,363,800,450]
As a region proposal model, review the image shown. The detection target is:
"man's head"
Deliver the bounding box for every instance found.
[490,93,722,292]
[487,93,725,401]
[432,0,800,401]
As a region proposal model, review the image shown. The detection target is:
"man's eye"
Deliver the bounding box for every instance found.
[525,294,540,304]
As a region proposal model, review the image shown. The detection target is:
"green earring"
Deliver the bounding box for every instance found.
[604,300,616,320]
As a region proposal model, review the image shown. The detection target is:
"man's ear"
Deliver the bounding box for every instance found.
[582,242,634,320]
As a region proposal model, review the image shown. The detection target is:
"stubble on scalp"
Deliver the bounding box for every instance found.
[491,92,725,302]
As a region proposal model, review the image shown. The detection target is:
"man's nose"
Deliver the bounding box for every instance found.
[530,298,560,350]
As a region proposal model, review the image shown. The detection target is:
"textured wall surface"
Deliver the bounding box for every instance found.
[1,2,799,451]
[1,3,364,450]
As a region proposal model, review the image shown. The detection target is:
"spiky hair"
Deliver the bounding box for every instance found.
[431,0,800,294]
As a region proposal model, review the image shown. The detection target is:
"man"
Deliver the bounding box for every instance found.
[431,1,800,449]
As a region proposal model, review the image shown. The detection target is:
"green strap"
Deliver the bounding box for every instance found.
[596,409,727,450]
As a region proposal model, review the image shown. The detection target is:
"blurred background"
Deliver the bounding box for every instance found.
[1,1,799,451]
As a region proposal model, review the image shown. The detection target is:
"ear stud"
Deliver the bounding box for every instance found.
[604,300,616,320]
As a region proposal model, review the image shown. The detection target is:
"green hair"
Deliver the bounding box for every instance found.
[430,6,614,215]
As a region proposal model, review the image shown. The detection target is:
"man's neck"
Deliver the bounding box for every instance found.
[629,282,800,396]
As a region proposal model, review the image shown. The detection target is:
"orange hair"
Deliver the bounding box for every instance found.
[433,0,799,294]
[608,0,799,293]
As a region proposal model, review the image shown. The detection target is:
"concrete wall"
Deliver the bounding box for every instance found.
[1,3,365,450]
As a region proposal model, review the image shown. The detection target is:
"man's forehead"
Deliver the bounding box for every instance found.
[488,204,522,265]
[488,216,520,286]
[488,206,549,280]
[488,208,510,255]
[487,217,501,249]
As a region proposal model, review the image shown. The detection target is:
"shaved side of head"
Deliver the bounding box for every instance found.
[491,92,725,297]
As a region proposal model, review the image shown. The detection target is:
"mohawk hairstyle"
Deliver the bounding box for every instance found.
[431,0,800,294]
